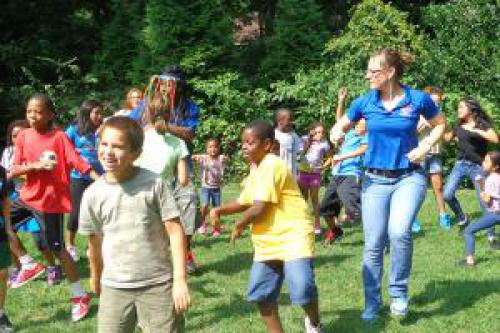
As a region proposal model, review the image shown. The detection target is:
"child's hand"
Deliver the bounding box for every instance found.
[338,87,348,102]
[480,191,491,205]
[32,160,56,171]
[173,278,191,314]
[209,208,220,225]
[230,224,244,246]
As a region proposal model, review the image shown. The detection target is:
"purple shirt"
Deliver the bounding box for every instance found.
[485,173,500,213]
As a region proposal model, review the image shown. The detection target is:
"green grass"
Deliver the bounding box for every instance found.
[6,184,500,332]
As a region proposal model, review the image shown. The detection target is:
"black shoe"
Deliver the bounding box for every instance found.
[489,240,500,250]
[0,313,14,332]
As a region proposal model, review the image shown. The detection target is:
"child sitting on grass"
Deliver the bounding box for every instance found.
[79,116,191,332]
[460,150,500,266]
[210,120,324,333]
[193,138,226,237]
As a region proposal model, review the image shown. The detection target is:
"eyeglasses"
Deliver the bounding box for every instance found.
[366,68,385,75]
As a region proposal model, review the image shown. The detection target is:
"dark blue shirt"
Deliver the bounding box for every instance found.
[347,85,439,170]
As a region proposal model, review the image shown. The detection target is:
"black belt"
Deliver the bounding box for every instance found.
[366,166,420,178]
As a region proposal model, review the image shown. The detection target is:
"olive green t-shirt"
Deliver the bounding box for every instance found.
[79,167,180,289]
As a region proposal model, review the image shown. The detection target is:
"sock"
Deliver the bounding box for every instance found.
[71,281,86,298]
[20,255,36,269]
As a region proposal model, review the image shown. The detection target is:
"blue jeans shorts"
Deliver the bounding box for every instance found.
[247,258,318,305]
[200,187,221,207]
[424,154,442,174]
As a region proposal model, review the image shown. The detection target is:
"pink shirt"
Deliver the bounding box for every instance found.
[485,173,500,214]
[198,155,225,188]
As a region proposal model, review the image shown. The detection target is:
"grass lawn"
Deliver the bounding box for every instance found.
[6,184,500,332]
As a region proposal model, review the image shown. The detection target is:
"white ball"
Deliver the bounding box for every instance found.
[40,150,57,163]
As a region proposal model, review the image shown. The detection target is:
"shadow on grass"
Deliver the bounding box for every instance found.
[199,252,254,276]
[329,308,390,333]
[403,278,500,325]
[186,293,256,331]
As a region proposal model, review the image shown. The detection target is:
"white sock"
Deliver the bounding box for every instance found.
[20,255,36,269]
[71,281,86,298]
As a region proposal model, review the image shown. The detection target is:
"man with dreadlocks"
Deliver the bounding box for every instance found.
[129,66,201,274]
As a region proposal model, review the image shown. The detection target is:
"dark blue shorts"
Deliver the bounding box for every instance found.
[247,258,318,305]
[200,187,221,207]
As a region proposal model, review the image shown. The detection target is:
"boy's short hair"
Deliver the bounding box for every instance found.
[100,116,144,153]
[423,86,444,97]
[246,119,274,141]
[206,137,220,146]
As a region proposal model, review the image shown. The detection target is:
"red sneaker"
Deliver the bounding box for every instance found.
[186,251,198,274]
[11,263,45,288]
[71,294,91,322]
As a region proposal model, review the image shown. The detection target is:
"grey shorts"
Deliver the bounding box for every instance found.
[319,175,362,220]
[98,282,184,333]
[173,181,200,236]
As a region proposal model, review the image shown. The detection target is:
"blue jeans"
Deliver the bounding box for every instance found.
[443,160,494,236]
[361,170,427,312]
[464,211,500,255]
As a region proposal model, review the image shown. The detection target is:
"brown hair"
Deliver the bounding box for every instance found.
[142,95,170,125]
[99,116,144,153]
[488,151,500,172]
[371,49,414,80]
[124,88,143,110]
[423,86,444,97]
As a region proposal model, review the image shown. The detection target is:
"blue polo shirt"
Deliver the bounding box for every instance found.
[333,129,368,177]
[346,85,439,170]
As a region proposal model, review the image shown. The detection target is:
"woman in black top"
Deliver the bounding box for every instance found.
[443,97,498,239]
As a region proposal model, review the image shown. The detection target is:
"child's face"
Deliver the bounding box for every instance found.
[311,126,325,142]
[90,107,103,127]
[206,141,219,157]
[458,101,472,120]
[98,127,139,175]
[354,118,367,135]
[127,92,142,109]
[11,126,23,145]
[277,111,292,132]
[482,154,493,173]
[430,93,444,106]
[26,98,53,131]
[241,128,270,164]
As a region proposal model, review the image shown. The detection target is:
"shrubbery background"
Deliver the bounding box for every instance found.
[1,0,498,177]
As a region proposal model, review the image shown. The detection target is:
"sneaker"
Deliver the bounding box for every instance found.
[71,294,91,322]
[186,252,198,274]
[198,223,207,235]
[47,266,62,286]
[489,239,500,250]
[457,214,469,228]
[11,263,45,288]
[304,316,325,333]
[314,223,321,235]
[7,270,19,288]
[67,246,80,262]
[390,298,408,317]
[439,213,452,230]
[411,219,422,233]
[212,227,221,238]
[0,313,13,333]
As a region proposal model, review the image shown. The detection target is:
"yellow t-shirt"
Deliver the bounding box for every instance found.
[238,154,314,262]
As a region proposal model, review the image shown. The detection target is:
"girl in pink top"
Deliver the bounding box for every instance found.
[461,151,500,266]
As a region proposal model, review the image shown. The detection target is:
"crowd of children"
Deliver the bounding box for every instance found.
[0,54,498,332]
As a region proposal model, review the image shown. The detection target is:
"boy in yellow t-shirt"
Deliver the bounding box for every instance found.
[210,120,324,333]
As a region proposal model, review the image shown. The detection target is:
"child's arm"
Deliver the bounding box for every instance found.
[87,233,103,295]
[335,87,348,121]
[332,144,368,164]
[164,217,191,314]
[209,200,247,226]
[177,158,188,187]
[191,154,202,163]
[230,201,267,245]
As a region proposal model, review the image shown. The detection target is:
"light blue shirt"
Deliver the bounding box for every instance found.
[333,129,368,177]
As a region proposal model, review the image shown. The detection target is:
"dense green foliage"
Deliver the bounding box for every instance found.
[1,0,498,175]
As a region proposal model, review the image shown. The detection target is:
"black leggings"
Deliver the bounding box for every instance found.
[69,178,92,233]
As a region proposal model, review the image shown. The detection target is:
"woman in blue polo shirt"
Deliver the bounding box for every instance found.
[331,49,446,320]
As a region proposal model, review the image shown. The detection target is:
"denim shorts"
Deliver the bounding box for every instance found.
[200,187,221,207]
[247,258,318,305]
[424,154,442,174]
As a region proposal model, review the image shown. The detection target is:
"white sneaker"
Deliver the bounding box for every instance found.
[67,246,80,262]
[305,316,325,333]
